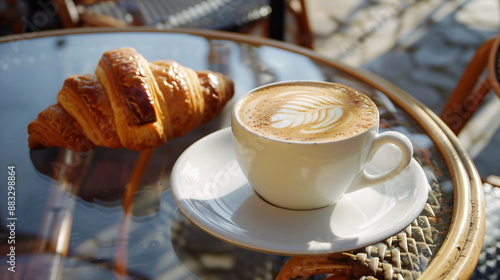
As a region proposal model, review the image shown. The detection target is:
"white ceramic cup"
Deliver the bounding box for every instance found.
[231,81,413,210]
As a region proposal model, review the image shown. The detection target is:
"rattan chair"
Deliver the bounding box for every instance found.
[439,32,500,187]
[56,0,313,48]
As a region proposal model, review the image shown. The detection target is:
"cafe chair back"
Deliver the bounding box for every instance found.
[439,33,500,188]
[56,0,313,48]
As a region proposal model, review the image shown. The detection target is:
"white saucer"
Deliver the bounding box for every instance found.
[171,128,429,255]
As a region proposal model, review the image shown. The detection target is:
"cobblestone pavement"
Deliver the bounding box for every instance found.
[307,0,499,278]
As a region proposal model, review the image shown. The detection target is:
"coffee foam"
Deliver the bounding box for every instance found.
[237,84,378,142]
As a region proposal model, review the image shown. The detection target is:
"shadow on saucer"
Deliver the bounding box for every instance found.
[231,190,361,254]
[177,176,361,256]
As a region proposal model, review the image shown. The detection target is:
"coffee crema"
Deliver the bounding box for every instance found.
[236,83,378,142]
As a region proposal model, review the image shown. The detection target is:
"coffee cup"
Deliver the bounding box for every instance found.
[231,81,413,210]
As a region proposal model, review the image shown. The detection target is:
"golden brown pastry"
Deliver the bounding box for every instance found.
[28,47,234,151]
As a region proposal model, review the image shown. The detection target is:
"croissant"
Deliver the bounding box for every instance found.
[28,47,234,151]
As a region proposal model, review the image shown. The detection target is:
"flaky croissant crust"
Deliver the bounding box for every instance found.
[28,47,234,151]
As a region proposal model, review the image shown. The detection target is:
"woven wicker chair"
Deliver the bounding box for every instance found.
[439,33,500,187]
[56,0,313,48]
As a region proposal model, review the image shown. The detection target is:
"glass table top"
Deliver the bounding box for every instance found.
[0,29,481,279]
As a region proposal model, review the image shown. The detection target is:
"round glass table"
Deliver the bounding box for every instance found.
[0,28,484,279]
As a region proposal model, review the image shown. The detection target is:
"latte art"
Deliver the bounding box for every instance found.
[236,83,378,142]
[270,92,350,134]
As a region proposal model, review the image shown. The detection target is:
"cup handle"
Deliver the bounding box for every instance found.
[347,131,413,193]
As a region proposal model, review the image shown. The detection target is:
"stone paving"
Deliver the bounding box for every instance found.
[307,0,499,278]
